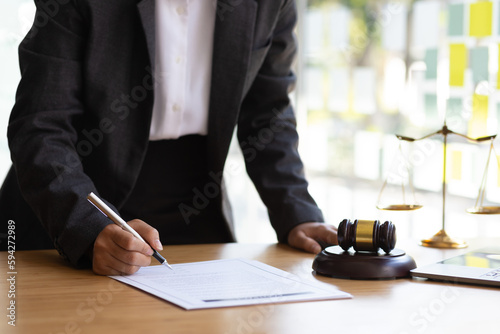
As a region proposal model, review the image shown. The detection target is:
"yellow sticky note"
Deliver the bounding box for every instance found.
[469,93,489,138]
[470,2,493,37]
[498,44,500,89]
[451,150,462,181]
[449,44,467,86]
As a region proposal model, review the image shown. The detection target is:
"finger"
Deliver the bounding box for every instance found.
[293,223,339,246]
[93,250,143,276]
[108,239,153,266]
[109,223,154,256]
[93,242,151,275]
[303,223,338,245]
[128,219,163,251]
[314,224,338,245]
[288,230,322,254]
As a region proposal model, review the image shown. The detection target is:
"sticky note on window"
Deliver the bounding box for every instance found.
[447,98,468,133]
[447,98,462,116]
[449,44,467,86]
[412,1,440,48]
[472,94,488,120]
[471,47,489,84]
[425,48,438,80]
[497,44,500,89]
[448,3,464,36]
[425,94,438,120]
[469,94,489,138]
[451,150,462,181]
[470,2,492,37]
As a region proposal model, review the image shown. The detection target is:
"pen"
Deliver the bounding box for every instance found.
[87,192,173,270]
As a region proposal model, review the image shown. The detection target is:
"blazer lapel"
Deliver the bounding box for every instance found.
[137,0,155,67]
[208,0,258,169]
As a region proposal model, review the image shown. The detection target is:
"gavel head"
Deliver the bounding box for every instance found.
[337,219,396,253]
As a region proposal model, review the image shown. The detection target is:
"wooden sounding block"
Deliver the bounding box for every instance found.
[313,219,416,279]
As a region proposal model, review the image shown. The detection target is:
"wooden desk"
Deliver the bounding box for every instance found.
[2,241,499,334]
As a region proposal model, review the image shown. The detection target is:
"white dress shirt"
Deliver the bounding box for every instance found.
[149,0,216,140]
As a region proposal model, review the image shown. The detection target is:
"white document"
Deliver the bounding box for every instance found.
[110,258,351,310]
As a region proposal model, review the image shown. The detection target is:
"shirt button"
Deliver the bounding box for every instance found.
[172,104,181,112]
[176,6,186,15]
[175,56,183,64]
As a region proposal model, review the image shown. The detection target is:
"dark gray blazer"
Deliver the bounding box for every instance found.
[0,0,324,266]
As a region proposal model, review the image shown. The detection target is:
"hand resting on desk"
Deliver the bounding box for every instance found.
[287,222,338,254]
[92,219,163,275]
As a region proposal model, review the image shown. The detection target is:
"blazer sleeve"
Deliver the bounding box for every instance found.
[237,0,325,243]
[7,0,112,266]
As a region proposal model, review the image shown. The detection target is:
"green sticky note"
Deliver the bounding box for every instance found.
[448,3,464,36]
[447,98,462,116]
[471,47,489,84]
[425,94,438,120]
[470,2,493,37]
[424,49,438,80]
[447,98,467,133]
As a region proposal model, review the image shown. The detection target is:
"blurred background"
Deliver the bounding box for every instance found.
[1,0,500,245]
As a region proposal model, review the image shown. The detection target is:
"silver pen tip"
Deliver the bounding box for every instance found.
[163,262,174,271]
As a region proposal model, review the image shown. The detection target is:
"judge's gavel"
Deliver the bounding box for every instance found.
[337,219,396,253]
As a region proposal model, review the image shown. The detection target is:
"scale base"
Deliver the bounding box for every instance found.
[312,246,416,279]
[420,229,467,249]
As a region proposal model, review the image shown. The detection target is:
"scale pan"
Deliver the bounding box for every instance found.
[466,206,500,214]
[377,204,423,211]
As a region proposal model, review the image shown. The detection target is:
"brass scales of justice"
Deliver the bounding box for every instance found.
[376,122,499,249]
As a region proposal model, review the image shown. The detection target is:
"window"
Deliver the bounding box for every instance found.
[0,2,34,179]
[294,0,500,241]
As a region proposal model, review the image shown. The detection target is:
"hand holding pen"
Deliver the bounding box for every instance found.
[87,192,173,275]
